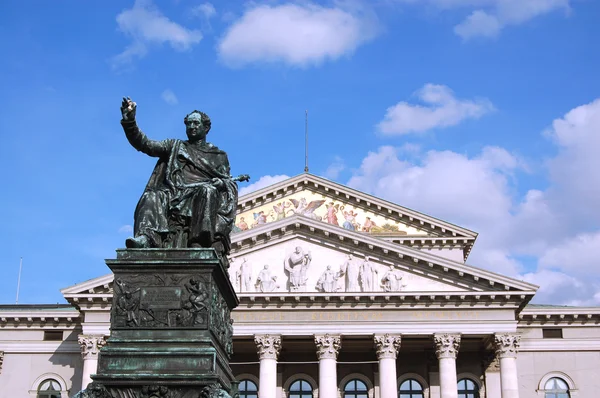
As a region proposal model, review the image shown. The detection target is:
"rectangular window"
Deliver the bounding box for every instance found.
[43,330,63,341]
[542,328,563,338]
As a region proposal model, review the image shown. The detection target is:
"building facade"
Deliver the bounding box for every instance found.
[1,174,599,398]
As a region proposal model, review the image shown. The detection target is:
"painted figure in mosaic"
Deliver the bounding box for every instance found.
[236,258,253,292]
[288,197,325,220]
[284,246,312,291]
[316,265,340,292]
[273,202,290,221]
[342,209,358,231]
[255,265,278,292]
[340,254,360,292]
[236,216,249,231]
[252,211,268,227]
[120,97,247,253]
[360,256,378,291]
[324,202,340,226]
[362,216,376,232]
[381,266,404,292]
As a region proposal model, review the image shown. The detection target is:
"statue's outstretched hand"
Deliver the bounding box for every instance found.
[121,97,137,121]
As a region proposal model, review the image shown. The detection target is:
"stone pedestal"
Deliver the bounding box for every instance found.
[86,248,239,398]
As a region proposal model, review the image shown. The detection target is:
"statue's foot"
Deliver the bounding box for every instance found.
[125,235,150,248]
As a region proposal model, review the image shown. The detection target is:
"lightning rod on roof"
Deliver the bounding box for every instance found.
[304,110,309,173]
[16,257,22,304]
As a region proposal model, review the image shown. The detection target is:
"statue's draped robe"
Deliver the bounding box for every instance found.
[122,120,237,251]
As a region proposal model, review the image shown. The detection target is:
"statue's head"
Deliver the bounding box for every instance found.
[184,110,211,142]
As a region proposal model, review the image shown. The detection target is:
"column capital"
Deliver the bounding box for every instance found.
[374,334,401,359]
[314,334,341,360]
[78,334,107,360]
[434,333,461,359]
[254,334,282,360]
[494,333,521,358]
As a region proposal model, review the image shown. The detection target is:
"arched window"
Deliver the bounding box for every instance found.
[399,378,424,398]
[343,379,368,398]
[544,377,570,398]
[239,379,258,398]
[289,379,314,398]
[457,378,480,398]
[37,379,61,398]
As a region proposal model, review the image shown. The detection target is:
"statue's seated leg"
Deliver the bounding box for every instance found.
[125,235,150,248]
[128,189,170,248]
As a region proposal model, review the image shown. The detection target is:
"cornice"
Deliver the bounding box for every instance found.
[230,215,538,295]
[518,307,600,325]
[236,173,478,259]
[61,273,113,294]
[0,308,81,328]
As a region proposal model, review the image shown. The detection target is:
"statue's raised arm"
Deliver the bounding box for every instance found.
[121,98,250,256]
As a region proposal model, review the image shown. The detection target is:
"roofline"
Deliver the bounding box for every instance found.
[237,173,479,239]
[60,273,113,294]
[231,215,538,293]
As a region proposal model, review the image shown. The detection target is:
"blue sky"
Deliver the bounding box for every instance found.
[1,0,599,305]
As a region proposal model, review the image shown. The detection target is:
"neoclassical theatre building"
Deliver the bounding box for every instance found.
[1,174,599,398]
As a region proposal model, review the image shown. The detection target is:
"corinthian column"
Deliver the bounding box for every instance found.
[315,334,341,398]
[494,333,521,398]
[78,334,107,388]
[434,333,461,398]
[374,334,401,398]
[255,334,281,398]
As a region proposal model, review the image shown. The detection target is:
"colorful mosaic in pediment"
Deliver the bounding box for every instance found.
[234,190,428,236]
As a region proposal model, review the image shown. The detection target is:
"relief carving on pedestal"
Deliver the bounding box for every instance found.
[374,334,401,359]
[315,334,342,359]
[434,333,461,359]
[284,246,312,292]
[254,334,282,360]
[210,287,233,357]
[78,334,107,359]
[494,333,521,358]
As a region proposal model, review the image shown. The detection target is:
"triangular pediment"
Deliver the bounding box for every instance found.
[230,215,538,296]
[61,274,114,305]
[235,174,478,260]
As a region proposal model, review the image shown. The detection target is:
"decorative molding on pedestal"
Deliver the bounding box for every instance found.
[78,334,107,359]
[434,333,461,359]
[494,333,521,358]
[374,334,401,359]
[315,334,342,359]
[254,334,282,360]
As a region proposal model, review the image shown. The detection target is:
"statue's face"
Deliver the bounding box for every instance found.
[186,113,206,141]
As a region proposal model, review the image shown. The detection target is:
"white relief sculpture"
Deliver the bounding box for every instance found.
[434,333,461,359]
[284,246,312,292]
[235,257,253,292]
[360,256,378,292]
[78,334,107,359]
[381,266,404,292]
[314,334,342,359]
[255,334,282,360]
[255,265,279,292]
[373,334,401,359]
[340,254,360,292]
[494,333,521,358]
[316,265,341,292]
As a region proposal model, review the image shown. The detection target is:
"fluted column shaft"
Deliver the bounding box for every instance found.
[374,334,401,398]
[255,334,282,398]
[495,334,521,398]
[315,334,341,398]
[434,334,461,398]
[78,334,106,389]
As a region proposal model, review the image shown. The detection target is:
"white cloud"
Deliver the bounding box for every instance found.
[191,2,216,19]
[118,224,133,234]
[112,0,203,68]
[161,89,179,105]
[323,156,345,179]
[398,0,570,39]
[377,84,494,135]
[348,96,600,304]
[217,3,378,67]
[239,175,291,196]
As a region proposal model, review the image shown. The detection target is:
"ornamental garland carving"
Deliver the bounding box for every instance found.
[255,334,282,360]
[78,334,107,359]
[373,334,401,359]
[434,333,461,359]
[494,333,521,358]
[314,334,342,359]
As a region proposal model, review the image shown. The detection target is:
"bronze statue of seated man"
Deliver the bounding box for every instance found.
[120,97,245,254]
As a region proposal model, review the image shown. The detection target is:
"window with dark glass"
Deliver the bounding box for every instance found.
[37,379,61,398]
[399,378,424,398]
[43,331,63,341]
[238,379,258,398]
[457,378,480,398]
[544,377,570,398]
[542,329,563,338]
[289,379,313,398]
[343,379,368,398]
